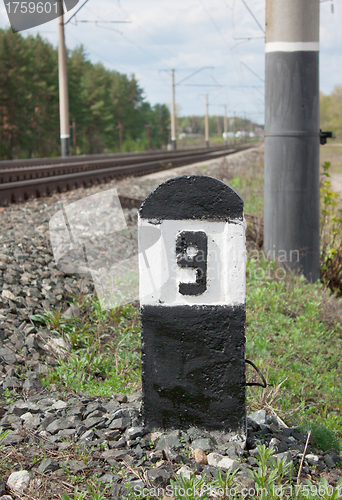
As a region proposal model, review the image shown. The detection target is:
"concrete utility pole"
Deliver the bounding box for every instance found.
[264,0,320,281]
[233,113,236,146]
[171,69,176,150]
[205,94,209,148]
[58,0,70,157]
[224,105,228,146]
[243,113,247,142]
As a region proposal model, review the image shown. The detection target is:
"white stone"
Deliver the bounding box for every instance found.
[207,452,225,467]
[7,470,30,494]
[1,290,15,301]
[20,412,33,420]
[46,338,70,359]
[306,454,320,465]
[249,409,267,426]
[52,400,68,410]
[20,412,33,423]
[39,430,50,439]
[269,438,280,448]
[207,453,238,470]
[176,466,193,481]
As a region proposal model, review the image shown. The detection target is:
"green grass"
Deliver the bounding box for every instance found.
[33,298,142,397]
[226,147,264,216]
[229,174,264,215]
[246,258,342,446]
[32,259,342,449]
[320,145,342,174]
[31,154,342,452]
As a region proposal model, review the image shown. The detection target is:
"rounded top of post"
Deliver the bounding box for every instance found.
[139,175,243,221]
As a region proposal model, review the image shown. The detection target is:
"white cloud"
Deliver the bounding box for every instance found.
[0,0,341,123]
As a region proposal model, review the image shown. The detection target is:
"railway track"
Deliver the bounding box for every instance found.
[0,143,255,206]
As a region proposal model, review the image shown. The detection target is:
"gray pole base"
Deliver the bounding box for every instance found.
[264,51,320,282]
[171,140,177,150]
[264,136,320,281]
[61,137,70,157]
[206,140,209,148]
[224,139,228,146]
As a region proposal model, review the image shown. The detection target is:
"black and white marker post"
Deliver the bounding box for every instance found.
[139,176,247,437]
[264,0,320,281]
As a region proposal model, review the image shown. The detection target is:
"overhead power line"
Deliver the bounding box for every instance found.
[198,0,230,48]
[65,0,89,25]
[74,20,132,24]
[68,3,171,66]
[240,0,265,33]
[98,24,166,64]
[115,3,179,60]
[176,67,214,86]
[241,61,265,83]
[182,84,223,87]
[233,36,265,40]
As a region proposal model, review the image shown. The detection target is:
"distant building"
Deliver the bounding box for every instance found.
[235,131,248,138]
[178,133,203,140]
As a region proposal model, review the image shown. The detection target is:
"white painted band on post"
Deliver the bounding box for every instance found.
[138,217,246,307]
[265,42,319,53]
[60,134,70,139]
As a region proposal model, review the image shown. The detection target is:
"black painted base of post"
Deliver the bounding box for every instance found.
[171,139,177,150]
[206,140,209,148]
[265,51,320,281]
[141,304,246,433]
[61,137,70,157]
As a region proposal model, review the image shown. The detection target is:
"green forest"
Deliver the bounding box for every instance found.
[0,28,170,160]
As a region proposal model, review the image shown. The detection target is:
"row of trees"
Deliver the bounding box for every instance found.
[0,28,170,159]
[320,85,342,141]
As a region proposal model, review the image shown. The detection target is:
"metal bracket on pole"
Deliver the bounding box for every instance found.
[320,130,333,145]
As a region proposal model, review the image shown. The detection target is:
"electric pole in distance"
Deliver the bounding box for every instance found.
[171,69,176,150]
[224,105,228,146]
[264,0,320,281]
[205,94,209,148]
[58,0,70,157]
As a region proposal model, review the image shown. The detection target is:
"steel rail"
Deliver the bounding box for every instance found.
[0,146,231,184]
[0,144,255,206]
[0,145,230,170]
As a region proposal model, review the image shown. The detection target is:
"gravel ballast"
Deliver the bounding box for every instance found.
[1,146,340,498]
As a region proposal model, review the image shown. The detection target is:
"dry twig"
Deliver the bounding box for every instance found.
[296,430,311,486]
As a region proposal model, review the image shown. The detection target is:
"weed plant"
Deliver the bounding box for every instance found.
[164,444,342,500]
[320,161,342,294]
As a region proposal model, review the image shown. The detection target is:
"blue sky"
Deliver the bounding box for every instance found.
[1,0,341,124]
